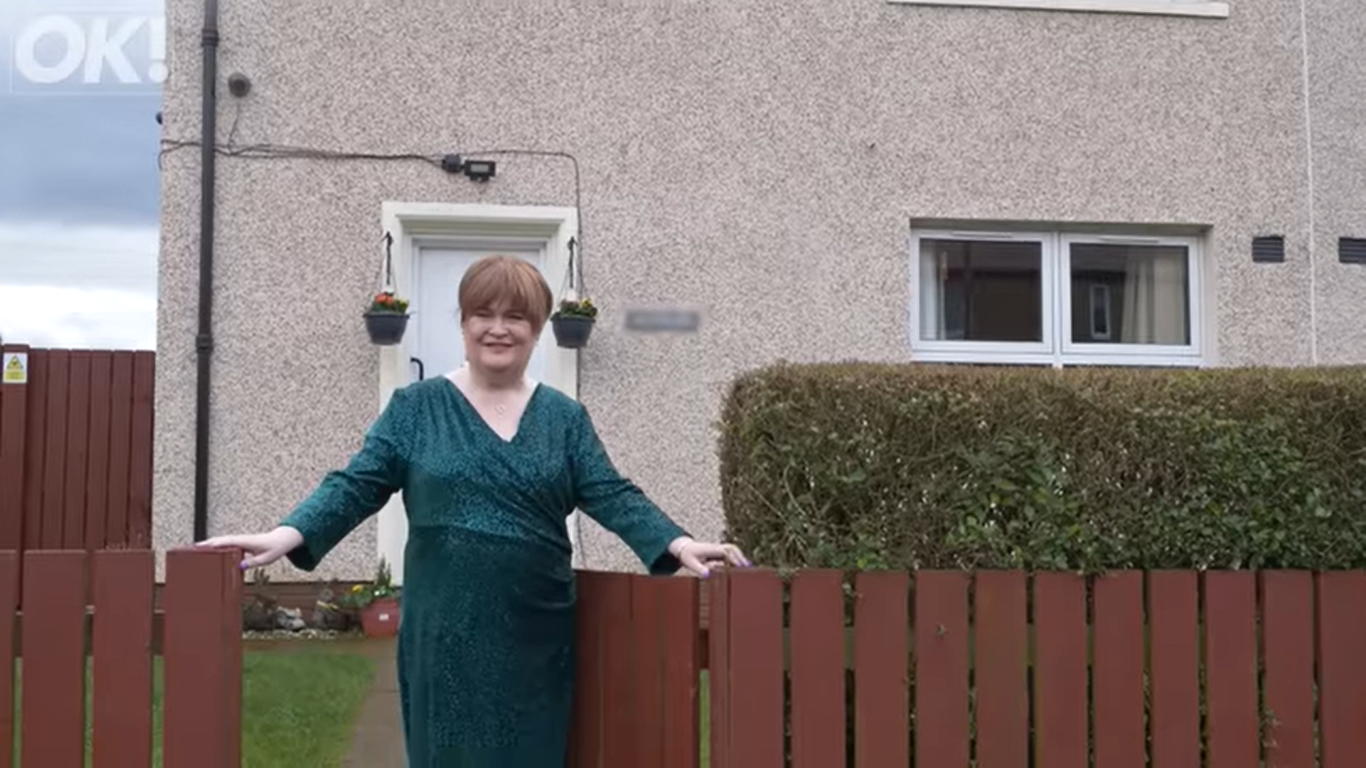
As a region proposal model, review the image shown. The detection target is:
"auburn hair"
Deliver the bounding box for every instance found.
[457,255,555,331]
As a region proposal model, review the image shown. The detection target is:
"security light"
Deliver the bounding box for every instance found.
[463,160,496,182]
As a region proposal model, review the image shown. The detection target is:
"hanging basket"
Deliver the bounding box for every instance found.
[551,315,595,349]
[364,311,409,345]
[551,238,597,349]
[364,234,411,346]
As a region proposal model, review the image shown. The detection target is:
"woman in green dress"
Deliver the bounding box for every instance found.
[198,255,750,766]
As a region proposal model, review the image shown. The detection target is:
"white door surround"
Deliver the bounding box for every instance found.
[375,202,581,585]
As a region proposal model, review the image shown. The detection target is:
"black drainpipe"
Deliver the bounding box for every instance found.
[192,0,220,543]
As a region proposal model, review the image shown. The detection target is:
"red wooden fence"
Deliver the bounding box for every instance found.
[571,567,1366,767]
[0,547,240,768]
[0,345,154,556]
[570,570,702,768]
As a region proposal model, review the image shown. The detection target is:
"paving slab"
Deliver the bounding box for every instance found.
[341,637,405,767]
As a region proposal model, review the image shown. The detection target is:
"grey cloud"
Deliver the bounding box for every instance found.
[0,96,161,226]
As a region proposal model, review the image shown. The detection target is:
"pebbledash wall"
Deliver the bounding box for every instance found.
[153,0,1366,582]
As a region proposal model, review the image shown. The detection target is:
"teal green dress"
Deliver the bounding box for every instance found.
[280,376,690,767]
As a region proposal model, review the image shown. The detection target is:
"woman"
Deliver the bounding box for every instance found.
[198,255,750,766]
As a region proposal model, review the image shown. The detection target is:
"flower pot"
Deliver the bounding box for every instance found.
[360,597,400,637]
[364,312,409,346]
[551,316,595,349]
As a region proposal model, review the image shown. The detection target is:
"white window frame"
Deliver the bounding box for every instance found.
[909,227,1205,368]
[885,0,1229,19]
[1059,232,1203,363]
[911,229,1056,365]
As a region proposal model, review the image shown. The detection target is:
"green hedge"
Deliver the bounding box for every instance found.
[718,363,1366,572]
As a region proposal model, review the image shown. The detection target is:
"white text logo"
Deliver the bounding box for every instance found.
[12,12,165,94]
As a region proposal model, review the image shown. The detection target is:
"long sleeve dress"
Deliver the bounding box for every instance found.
[279,375,691,767]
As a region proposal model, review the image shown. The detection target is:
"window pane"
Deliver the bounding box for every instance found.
[919,239,1043,342]
[1069,243,1190,346]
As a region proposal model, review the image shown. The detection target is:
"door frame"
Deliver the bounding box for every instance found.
[375,202,581,584]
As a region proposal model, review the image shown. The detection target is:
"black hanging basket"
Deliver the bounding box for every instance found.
[364,312,410,346]
[551,316,595,349]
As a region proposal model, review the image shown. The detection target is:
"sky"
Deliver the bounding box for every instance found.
[0,0,164,350]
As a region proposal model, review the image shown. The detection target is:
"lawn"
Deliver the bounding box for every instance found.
[11,640,377,767]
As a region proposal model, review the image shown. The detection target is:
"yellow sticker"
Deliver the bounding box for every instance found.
[2,353,28,384]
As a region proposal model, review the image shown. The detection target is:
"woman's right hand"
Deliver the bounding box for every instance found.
[196,525,304,570]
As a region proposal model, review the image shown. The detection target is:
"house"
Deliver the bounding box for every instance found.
[151,0,1366,584]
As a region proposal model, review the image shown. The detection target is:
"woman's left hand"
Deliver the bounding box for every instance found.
[668,537,752,578]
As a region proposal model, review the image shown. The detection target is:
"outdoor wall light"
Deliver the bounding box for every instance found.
[463,159,496,182]
[438,154,497,182]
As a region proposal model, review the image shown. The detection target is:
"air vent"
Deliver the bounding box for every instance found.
[1252,236,1285,263]
[1340,238,1366,264]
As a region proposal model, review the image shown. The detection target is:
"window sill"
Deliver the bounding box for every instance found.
[910,349,1205,368]
[885,0,1229,19]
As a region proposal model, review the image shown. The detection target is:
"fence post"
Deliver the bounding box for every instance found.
[0,551,18,768]
[163,546,243,768]
[0,344,29,553]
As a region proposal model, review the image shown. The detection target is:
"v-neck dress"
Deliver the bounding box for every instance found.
[279,376,690,767]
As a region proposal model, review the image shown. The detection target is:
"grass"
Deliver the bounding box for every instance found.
[240,643,378,766]
[10,640,377,767]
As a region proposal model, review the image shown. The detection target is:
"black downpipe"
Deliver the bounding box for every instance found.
[192,0,220,543]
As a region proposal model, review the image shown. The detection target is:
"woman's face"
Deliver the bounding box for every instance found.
[461,300,539,376]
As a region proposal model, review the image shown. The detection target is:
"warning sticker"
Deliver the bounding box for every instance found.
[2,353,27,384]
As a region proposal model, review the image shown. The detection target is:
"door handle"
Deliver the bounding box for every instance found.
[410,357,425,381]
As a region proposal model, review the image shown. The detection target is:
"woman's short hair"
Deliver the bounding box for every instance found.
[457,255,555,331]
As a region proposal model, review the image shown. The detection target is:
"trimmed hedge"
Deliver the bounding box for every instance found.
[718,363,1366,572]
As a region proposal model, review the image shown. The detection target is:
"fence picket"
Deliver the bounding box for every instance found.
[1148,571,1201,766]
[62,351,91,549]
[854,571,909,768]
[1092,571,1144,768]
[163,547,242,768]
[1204,571,1259,768]
[724,570,784,767]
[1317,571,1366,766]
[0,552,17,768]
[1260,571,1316,767]
[1032,573,1087,768]
[92,549,154,767]
[599,572,634,768]
[105,352,134,548]
[83,352,113,551]
[569,570,607,768]
[126,353,154,547]
[707,570,732,768]
[0,345,26,552]
[39,351,69,549]
[631,575,665,765]
[20,551,87,766]
[790,570,845,768]
[975,571,1028,768]
[657,576,699,768]
[22,351,48,551]
[914,571,969,768]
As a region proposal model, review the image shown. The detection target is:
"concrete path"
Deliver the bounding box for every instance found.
[341,637,406,766]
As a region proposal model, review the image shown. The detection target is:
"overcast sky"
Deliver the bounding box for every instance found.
[0,0,163,350]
